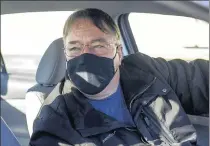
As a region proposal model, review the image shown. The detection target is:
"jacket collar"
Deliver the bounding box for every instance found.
[63,87,127,137]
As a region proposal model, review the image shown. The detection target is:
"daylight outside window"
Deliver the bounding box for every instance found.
[1,11,74,78]
[129,13,209,61]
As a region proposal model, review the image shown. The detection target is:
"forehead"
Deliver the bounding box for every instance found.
[65,19,116,44]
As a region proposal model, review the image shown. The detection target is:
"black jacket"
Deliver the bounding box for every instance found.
[29,53,209,146]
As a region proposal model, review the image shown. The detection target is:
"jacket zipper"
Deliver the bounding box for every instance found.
[128,76,176,145]
[142,109,176,145]
[128,77,156,144]
[140,112,158,139]
[129,77,157,113]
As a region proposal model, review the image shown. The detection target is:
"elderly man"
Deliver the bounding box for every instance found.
[29,8,209,146]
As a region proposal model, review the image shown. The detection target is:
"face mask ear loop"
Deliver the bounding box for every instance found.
[112,50,118,60]
[112,44,120,60]
[112,46,120,74]
[66,60,72,82]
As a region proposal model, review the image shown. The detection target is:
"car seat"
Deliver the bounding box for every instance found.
[25,38,66,136]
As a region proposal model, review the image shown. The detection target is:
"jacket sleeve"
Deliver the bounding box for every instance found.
[163,58,209,116]
[29,96,73,146]
[134,53,209,116]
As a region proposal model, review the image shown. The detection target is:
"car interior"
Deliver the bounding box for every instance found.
[1,1,209,146]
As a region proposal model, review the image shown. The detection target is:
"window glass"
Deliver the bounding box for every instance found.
[128,13,209,61]
[1,11,74,76]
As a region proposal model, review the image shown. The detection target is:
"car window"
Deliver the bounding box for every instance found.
[128,13,209,61]
[1,11,74,79]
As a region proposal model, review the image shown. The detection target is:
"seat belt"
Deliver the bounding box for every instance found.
[36,79,73,117]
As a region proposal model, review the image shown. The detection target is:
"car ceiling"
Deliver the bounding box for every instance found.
[1,1,209,22]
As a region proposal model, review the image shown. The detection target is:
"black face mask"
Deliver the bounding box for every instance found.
[66,53,117,95]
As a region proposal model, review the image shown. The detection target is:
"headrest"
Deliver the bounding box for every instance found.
[36,38,66,86]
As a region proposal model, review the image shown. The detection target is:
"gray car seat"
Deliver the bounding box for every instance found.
[25,38,66,136]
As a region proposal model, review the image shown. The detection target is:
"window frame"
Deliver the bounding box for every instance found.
[117,13,139,55]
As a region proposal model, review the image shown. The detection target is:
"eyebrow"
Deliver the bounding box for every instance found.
[90,38,108,44]
[68,41,82,45]
[68,38,108,45]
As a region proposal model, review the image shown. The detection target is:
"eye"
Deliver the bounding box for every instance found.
[68,47,81,51]
[92,45,106,49]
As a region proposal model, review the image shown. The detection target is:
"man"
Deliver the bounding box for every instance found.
[29,8,209,146]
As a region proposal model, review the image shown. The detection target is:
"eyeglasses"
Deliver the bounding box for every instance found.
[64,43,117,58]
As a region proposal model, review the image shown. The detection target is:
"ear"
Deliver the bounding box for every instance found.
[63,38,70,61]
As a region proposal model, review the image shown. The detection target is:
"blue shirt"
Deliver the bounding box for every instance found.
[88,84,135,127]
